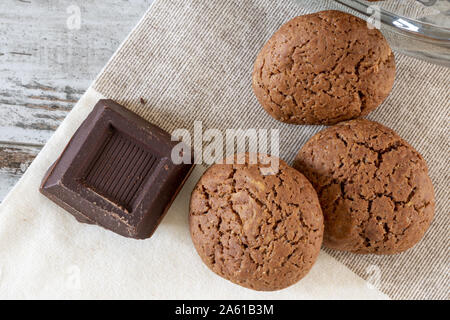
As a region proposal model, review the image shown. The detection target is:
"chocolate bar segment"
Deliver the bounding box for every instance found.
[83,129,159,213]
[40,99,194,239]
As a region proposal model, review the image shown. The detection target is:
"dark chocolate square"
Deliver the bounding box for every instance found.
[40,100,194,239]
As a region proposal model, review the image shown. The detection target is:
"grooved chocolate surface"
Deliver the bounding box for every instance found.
[83,130,160,212]
[40,99,194,239]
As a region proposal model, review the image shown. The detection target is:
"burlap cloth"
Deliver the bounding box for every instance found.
[0,0,448,299]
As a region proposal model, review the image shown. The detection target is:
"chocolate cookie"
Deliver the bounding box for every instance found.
[294,120,435,254]
[189,154,324,291]
[252,10,395,125]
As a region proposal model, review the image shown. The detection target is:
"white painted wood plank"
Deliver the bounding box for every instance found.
[0,0,154,201]
[0,142,41,201]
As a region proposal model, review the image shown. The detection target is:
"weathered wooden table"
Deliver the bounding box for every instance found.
[0,0,153,202]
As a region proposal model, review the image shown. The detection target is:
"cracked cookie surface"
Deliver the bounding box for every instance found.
[189,154,324,291]
[252,10,395,125]
[294,119,435,254]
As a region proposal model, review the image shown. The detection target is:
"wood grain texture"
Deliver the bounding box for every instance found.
[0,0,153,202]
